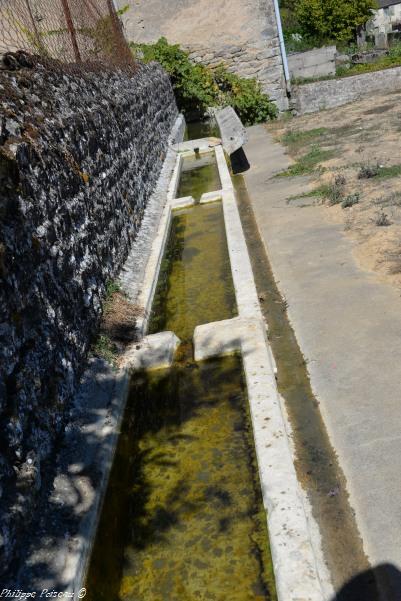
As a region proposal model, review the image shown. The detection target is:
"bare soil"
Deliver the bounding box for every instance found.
[268,91,401,289]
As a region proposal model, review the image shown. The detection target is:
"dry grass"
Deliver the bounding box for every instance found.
[93,286,144,365]
[269,90,401,288]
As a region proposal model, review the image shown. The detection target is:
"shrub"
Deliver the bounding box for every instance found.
[295,0,377,44]
[341,192,360,208]
[326,174,346,204]
[132,37,277,125]
[358,162,380,179]
[372,210,392,226]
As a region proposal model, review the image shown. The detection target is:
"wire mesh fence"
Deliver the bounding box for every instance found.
[0,0,135,71]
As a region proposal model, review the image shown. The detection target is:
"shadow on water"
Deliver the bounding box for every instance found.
[85,356,277,601]
[85,149,276,600]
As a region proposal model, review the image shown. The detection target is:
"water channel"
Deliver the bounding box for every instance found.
[85,139,276,600]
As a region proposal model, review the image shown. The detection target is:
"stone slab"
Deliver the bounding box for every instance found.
[214,106,248,155]
[122,331,180,371]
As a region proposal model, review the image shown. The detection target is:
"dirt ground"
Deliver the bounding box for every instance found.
[267,90,401,289]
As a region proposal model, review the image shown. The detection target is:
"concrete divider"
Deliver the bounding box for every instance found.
[195,146,331,601]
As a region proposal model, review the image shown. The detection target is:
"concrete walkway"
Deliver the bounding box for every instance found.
[243,124,401,599]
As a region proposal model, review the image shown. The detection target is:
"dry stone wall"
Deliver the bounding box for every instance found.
[117,0,289,111]
[0,54,178,574]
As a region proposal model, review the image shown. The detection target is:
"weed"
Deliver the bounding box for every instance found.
[342,193,360,208]
[372,210,392,226]
[385,244,401,274]
[286,187,326,203]
[92,334,118,366]
[375,164,401,179]
[106,279,121,297]
[358,162,401,180]
[374,191,401,208]
[277,145,334,177]
[282,128,328,149]
[358,162,380,179]
[324,175,346,205]
[344,213,355,231]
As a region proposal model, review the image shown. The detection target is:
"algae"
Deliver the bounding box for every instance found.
[149,202,236,342]
[176,154,221,201]
[85,356,277,601]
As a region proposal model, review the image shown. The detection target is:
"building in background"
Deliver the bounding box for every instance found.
[359,0,401,48]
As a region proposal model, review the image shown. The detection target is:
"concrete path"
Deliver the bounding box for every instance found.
[243,124,401,599]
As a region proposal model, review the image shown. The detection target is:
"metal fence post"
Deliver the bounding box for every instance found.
[60,0,81,62]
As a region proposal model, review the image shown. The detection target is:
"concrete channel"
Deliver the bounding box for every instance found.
[90,134,334,600]
[13,118,336,601]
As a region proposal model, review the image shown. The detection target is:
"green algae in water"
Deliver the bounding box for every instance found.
[149,203,236,342]
[176,155,221,201]
[85,355,277,601]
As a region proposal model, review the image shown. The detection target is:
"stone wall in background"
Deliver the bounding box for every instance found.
[292,65,401,114]
[0,54,178,573]
[288,46,337,80]
[117,0,289,111]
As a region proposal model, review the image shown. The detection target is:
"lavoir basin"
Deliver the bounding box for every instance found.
[85,147,280,600]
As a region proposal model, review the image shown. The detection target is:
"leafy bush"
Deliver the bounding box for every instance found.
[132,37,277,125]
[294,0,377,44]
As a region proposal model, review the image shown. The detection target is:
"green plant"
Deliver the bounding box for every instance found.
[358,162,380,179]
[105,279,121,298]
[278,145,334,176]
[358,162,401,179]
[132,37,277,124]
[92,334,118,366]
[295,0,377,44]
[375,164,401,179]
[342,192,360,208]
[324,174,346,204]
[213,67,277,125]
[281,127,328,150]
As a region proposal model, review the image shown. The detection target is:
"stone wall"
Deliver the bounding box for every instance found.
[0,54,178,573]
[116,0,289,111]
[292,65,401,114]
[288,46,336,80]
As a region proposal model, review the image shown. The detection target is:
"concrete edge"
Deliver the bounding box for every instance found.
[134,192,176,335]
[211,146,331,600]
[64,366,130,597]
